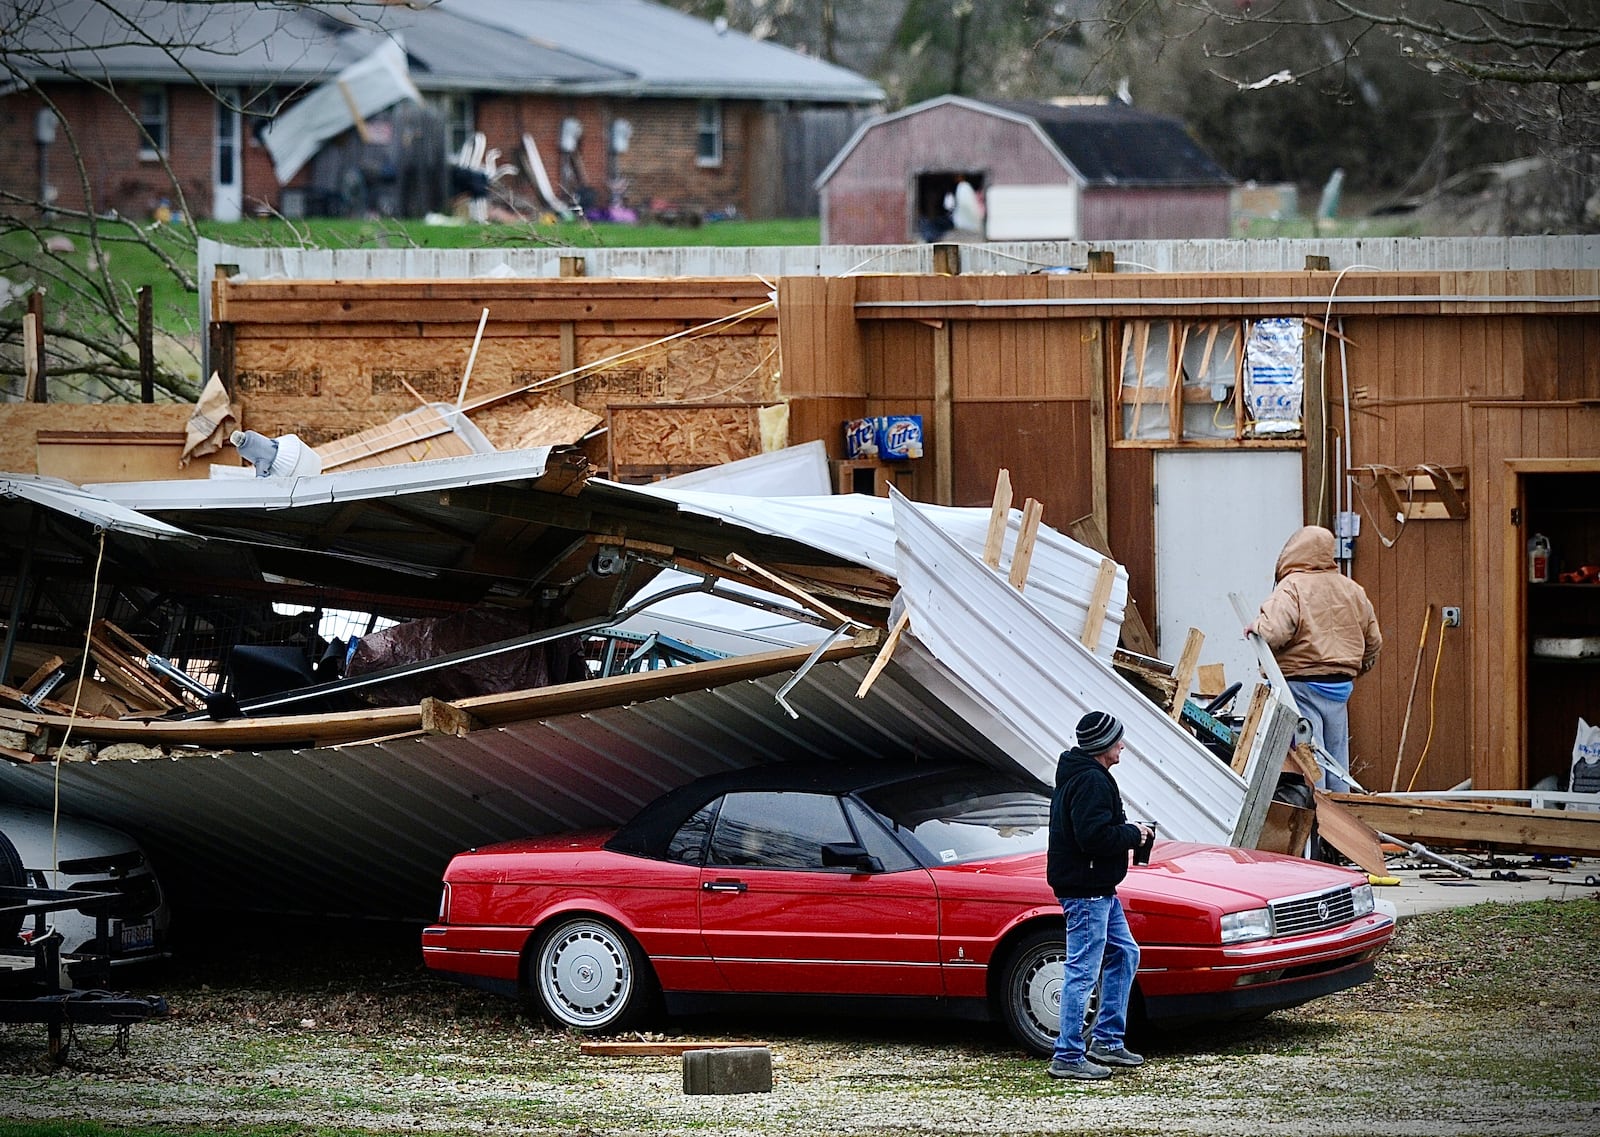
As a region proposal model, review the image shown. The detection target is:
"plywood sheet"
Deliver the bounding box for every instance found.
[469,393,602,450]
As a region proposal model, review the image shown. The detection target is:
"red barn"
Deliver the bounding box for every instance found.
[817,95,1235,245]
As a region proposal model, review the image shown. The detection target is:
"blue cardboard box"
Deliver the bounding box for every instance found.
[844,416,924,460]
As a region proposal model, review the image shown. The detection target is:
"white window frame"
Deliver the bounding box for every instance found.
[695,100,722,168]
[428,93,475,161]
[136,87,168,160]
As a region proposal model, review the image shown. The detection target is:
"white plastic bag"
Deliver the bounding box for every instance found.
[1570,717,1600,811]
[1244,318,1304,435]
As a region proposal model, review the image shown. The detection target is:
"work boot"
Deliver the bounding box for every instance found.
[1047,1058,1111,1080]
[1087,1045,1145,1068]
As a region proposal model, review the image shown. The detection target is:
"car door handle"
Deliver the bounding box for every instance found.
[702,880,748,893]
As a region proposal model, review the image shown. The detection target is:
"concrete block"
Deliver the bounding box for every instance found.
[681,1046,772,1095]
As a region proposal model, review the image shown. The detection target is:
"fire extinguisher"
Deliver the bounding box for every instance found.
[1528,533,1551,584]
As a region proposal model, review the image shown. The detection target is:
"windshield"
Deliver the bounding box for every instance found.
[859,770,1051,865]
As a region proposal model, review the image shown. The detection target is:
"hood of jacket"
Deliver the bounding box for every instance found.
[1275,525,1338,580]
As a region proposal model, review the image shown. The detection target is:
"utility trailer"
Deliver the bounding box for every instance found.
[0,877,168,1061]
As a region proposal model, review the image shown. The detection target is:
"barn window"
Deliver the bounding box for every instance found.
[1114,318,1305,443]
[696,100,722,167]
[137,87,168,159]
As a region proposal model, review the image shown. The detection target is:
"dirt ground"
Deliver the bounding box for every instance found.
[2,899,1598,1137]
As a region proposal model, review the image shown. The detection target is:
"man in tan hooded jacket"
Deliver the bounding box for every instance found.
[1246,525,1382,793]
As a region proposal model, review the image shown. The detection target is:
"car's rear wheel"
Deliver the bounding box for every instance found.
[998,927,1102,1058]
[531,917,653,1032]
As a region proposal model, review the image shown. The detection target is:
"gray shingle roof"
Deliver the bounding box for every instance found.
[3,0,881,103]
[981,98,1234,187]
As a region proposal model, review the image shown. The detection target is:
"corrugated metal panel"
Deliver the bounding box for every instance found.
[619,485,1128,659]
[0,475,194,542]
[889,488,1244,844]
[0,654,1007,919]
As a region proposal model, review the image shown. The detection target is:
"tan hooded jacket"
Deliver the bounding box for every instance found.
[1253,526,1382,680]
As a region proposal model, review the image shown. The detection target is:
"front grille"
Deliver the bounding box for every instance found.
[67,875,163,920]
[1269,886,1356,936]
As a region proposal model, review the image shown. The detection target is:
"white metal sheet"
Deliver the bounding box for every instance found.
[889,488,1245,843]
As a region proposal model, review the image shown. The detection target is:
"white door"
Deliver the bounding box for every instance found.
[213,88,242,221]
[1154,450,1303,698]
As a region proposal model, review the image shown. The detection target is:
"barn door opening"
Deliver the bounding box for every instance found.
[913,170,984,242]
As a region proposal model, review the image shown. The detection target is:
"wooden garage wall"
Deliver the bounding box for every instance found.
[213,277,780,479]
[779,269,1600,793]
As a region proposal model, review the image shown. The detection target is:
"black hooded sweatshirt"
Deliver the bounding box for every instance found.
[1047,748,1143,898]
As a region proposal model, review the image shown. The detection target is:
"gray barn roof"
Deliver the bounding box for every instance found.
[980,99,1234,187]
[4,0,881,102]
[816,94,1232,190]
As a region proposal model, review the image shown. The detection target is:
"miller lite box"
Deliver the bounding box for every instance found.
[844,415,924,460]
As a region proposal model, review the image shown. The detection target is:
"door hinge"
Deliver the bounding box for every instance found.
[1511,507,1521,526]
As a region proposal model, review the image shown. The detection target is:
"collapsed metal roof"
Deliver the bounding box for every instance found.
[0,448,1252,921]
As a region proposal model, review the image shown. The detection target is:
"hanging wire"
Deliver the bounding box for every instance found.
[52,530,106,884]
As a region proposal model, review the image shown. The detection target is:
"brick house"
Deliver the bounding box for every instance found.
[1,0,882,223]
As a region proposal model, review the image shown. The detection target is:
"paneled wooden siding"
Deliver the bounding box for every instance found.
[779,271,1600,792]
[1080,187,1232,241]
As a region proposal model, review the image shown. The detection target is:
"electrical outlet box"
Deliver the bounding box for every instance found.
[1442,606,1462,627]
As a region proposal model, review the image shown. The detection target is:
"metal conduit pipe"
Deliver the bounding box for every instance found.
[854,293,1599,311]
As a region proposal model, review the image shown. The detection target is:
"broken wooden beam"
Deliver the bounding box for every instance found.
[1328,793,1600,856]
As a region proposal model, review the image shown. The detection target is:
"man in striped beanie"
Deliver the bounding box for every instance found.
[1044,710,1154,1081]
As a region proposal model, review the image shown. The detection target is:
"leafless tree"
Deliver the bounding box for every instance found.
[0,0,388,403]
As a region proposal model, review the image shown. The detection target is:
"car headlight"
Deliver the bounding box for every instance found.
[1350,882,1375,918]
[1220,907,1273,944]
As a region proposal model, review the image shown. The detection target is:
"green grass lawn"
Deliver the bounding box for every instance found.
[203,215,824,251]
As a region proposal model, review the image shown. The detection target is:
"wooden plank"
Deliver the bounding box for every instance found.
[1080,557,1117,649]
[726,553,856,628]
[1311,792,1389,875]
[1088,319,1108,531]
[1231,695,1299,849]
[1329,793,1600,856]
[983,468,1012,568]
[1168,628,1203,719]
[1007,498,1043,591]
[579,1041,768,1057]
[1066,515,1158,657]
[18,656,65,696]
[932,318,953,506]
[1195,662,1226,698]
[1230,683,1272,776]
[1256,799,1316,857]
[855,610,909,700]
[419,697,479,738]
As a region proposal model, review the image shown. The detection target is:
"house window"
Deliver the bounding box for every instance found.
[696,100,722,167]
[1114,317,1306,443]
[428,93,474,161]
[137,87,167,159]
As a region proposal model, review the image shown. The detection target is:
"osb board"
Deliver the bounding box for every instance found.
[469,393,602,450]
[569,333,778,414]
[0,404,237,480]
[608,405,761,471]
[231,328,776,453]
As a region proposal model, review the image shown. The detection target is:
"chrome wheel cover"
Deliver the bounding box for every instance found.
[537,919,633,1029]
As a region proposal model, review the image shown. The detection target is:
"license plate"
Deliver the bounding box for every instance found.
[119,921,154,952]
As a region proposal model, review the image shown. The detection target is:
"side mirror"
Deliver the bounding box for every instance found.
[821,842,882,873]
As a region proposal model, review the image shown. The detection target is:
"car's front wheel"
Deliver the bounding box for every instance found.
[997,928,1102,1058]
[531,917,653,1032]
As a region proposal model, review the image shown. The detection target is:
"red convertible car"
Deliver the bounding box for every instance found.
[422,761,1395,1055]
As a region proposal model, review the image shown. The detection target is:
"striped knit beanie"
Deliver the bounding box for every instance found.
[1076,711,1124,755]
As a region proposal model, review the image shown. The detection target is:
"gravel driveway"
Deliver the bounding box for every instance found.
[2,899,1597,1137]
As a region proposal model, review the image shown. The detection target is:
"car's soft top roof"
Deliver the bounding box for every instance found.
[606,758,1030,857]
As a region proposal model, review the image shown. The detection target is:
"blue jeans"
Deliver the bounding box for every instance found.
[1053,894,1139,1064]
[1288,679,1353,792]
